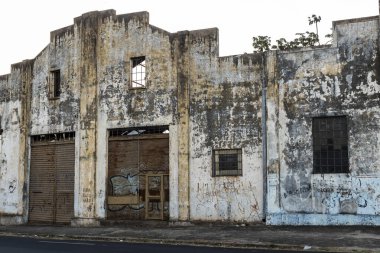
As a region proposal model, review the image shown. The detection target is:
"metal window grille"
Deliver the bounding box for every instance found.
[31,132,75,144]
[109,125,169,137]
[131,56,146,88]
[213,149,242,176]
[50,70,61,98]
[312,116,349,174]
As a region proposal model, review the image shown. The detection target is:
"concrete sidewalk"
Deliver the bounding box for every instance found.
[0,222,379,252]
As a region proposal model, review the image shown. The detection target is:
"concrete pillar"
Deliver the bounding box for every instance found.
[265,51,282,215]
[378,0,380,50]
[175,31,191,222]
[72,12,100,226]
[19,61,33,223]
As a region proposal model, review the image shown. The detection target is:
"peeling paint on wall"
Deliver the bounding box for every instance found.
[267,16,380,225]
[0,9,379,226]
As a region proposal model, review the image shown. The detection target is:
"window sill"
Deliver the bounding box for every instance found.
[129,87,146,90]
[48,96,60,101]
[212,174,243,177]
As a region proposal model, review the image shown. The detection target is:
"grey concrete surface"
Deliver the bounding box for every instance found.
[0,221,379,252]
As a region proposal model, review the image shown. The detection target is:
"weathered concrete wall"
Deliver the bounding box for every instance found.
[97,11,176,127]
[96,11,179,221]
[0,73,22,221]
[0,59,33,225]
[94,12,263,223]
[30,26,79,135]
[21,10,185,224]
[74,11,101,226]
[172,31,190,221]
[30,18,82,225]
[267,16,380,225]
[187,28,264,222]
[1,7,379,226]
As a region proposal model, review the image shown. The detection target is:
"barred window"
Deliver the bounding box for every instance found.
[0,116,2,135]
[131,56,146,88]
[213,149,242,176]
[312,116,349,174]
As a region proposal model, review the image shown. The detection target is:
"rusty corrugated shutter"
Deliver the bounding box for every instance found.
[108,140,139,177]
[29,144,55,224]
[139,138,169,173]
[29,139,75,224]
[55,142,75,224]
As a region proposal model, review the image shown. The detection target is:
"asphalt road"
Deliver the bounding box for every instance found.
[0,236,326,253]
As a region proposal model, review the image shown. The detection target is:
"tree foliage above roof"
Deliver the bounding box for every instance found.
[253,14,332,52]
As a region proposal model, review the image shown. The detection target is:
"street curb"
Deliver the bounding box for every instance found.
[0,231,377,253]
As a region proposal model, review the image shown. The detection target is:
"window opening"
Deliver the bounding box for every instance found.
[312,116,349,174]
[31,132,75,144]
[213,149,242,176]
[131,56,146,88]
[109,125,169,137]
[50,70,61,98]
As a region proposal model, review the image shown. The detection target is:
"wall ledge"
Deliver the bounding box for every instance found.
[267,213,380,226]
[0,215,26,225]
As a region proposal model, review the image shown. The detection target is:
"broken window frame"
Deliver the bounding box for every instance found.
[109,125,169,137]
[31,132,75,144]
[212,149,242,176]
[49,69,61,99]
[312,116,349,174]
[130,56,146,88]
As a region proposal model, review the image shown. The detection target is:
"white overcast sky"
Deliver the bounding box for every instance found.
[0,0,378,74]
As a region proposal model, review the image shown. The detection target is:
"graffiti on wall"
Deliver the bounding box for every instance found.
[8,179,16,193]
[108,171,144,212]
[194,180,261,221]
[311,177,380,214]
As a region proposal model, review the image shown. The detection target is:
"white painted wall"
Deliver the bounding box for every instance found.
[0,107,21,214]
[189,141,262,222]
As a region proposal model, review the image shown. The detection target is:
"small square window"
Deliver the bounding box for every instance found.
[213,149,242,176]
[131,56,146,88]
[49,69,61,98]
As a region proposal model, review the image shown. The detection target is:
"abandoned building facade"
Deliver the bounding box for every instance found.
[0,7,379,226]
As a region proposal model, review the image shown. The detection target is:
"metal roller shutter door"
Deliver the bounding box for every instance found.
[29,141,74,224]
[55,143,75,224]
[29,144,55,223]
